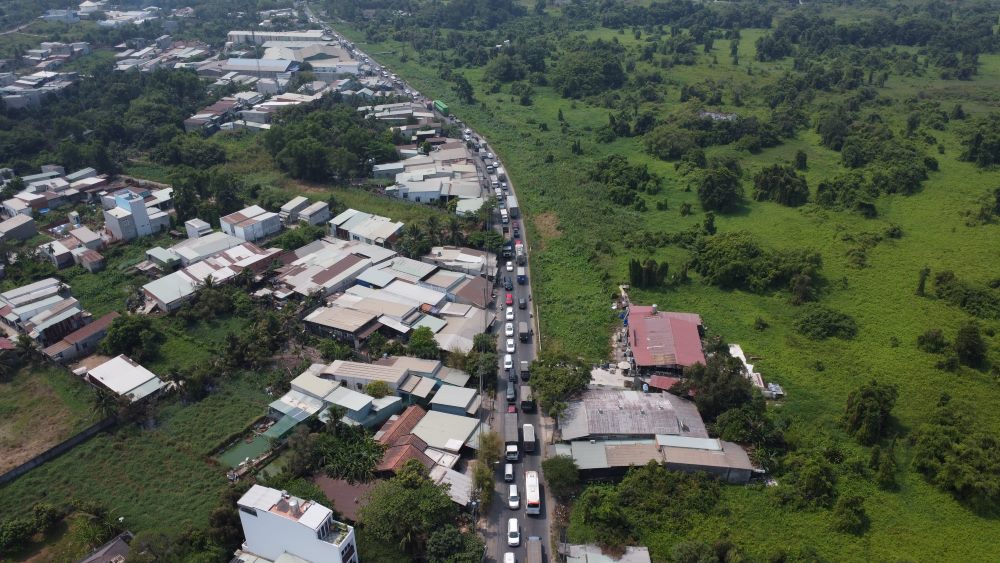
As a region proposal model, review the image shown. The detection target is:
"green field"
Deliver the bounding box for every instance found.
[334,15,1000,562]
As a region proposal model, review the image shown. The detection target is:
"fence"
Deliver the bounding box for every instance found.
[0,416,115,485]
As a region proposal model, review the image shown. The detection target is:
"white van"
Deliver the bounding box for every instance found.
[507,518,520,547]
[504,463,514,482]
[504,553,516,563]
[508,484,520,509]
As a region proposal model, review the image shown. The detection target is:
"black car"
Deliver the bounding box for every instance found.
[503,277,514,290]
[512,227,520,237]
[518,297,527,309]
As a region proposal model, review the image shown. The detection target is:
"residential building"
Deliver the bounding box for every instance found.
[103,191,169,242]
[0,214,36,241]
[234,485,358,563]
[625,306,705,374]
[221,205,281,242]
[410,410,482,453]
[329,208,404,247]
[303,306,380,349]
[165,231,244,266]
[86,355,165,402]
[279,196,310,223]
[43,311,119,363]
[77,531,133,563]
[299,201,331,226]
[185,218,212,238]
[421,246,498,280]
[428,385,480,417]
[270,238,395,299]
[142,242,280,312]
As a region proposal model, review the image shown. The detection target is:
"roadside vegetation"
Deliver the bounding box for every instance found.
[326,0,1000,559]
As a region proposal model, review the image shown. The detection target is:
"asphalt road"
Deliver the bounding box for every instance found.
[305,6,552,560]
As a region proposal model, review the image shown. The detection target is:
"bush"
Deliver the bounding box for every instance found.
[753,164,809,206]
[773,453,838,508]
[794,304,858,340]
[831,495,868,535]
[542,456,580,500]
[916,329,948,353]
[842,380,897,445]
[954,322,987,368]
[690,231,822,297]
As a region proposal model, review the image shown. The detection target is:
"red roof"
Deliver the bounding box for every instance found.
[628,307,705,368]
[64,311,119,344]
[312,476,378,522]
[376,405,427,445]
[377,443,434,473]
[649,375,682,391]
[0,337,15,350]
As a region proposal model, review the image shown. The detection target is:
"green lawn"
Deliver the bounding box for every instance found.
[335,21,1000,561]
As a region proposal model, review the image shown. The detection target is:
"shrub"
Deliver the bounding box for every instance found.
[916,329,948,353]
[842,380,897,445]
[794,304,858,340]
[831,495,868,535]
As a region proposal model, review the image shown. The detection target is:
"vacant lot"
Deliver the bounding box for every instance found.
[0,365,99,474]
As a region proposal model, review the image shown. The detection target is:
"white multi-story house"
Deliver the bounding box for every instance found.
[234,485,359,563]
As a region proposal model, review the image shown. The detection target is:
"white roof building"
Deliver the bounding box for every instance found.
[86,354,164,402]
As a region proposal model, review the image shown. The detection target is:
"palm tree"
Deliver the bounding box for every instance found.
[15,334,37,364]
[425,215,441,245]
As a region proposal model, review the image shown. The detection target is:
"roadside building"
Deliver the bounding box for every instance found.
[410,410,482,453]
[422,246,498,280]
[428,385,480,417]
[625,306,705,374]
[233,484,358,563]
[561,544,652,563]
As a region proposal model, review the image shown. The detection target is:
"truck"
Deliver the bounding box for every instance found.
[520,386,535,412]
[433,99,449,115]
[525,537,543,563]
[504,412,519,461]
[516,266,527,285]
[507,194,520,218]
[522,423,536,453]
[496,166,507,181]
[519,360,530,381]
[500,208,509,224]
[518,321,530,342]
[514,241,526,265]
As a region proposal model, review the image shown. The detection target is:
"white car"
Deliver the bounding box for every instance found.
[506,338,516,353]
[507,518,520,547]
[508,485,520,510]
[488,152,496,159]
[504,354,513,370]
[506,261,514,272]
[505,322,514,337]
[505,307,514,321]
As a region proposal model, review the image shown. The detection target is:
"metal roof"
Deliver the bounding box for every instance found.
[559,389,708,441]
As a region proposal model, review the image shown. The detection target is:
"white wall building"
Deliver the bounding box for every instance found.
[234,485,358,563]
[103,192,169,242]
[220,205,281,242]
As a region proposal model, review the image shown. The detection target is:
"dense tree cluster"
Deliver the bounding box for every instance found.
[263,100,397,182]
[794,304,858,340]
[574,462,721,551]
[911,395,1000,512]
[589,155,663,208]
[690,231,822,300]
[932,270,1000,319]
[628,258,669,289]
[529,352,590,416]
[753,164,809,207]
[550,38,626,99]
[100,314,161,361]
[678,352,753,422]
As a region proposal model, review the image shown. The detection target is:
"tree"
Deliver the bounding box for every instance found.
[794,304,858,340]
[408,326,441,360]
[678,352,753,422]
[366,380,390,399]
[645,124,696,160]
[315,423,385,484]
[358,459,457,554]
[100,314,161,361]
[795,150,808,170]
[542,455,579,500]
[916,329,948,353]
[427,525,484,563]
[873,440,897,489]
[0,350,18,382]
[842,380,897,445]
[452,74,475,104]
[477,430,503,467]
[953,322,987,368]
[530,352,590,415]
[774,452,837,508]
[697,165,744,213]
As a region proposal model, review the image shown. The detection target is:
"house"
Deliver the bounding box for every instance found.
[185,218,212,238]
[0,214,36,241]
[422,246,498,280]
[86,355,165,402]
[279,196,310,223]
[142,242,280,311]
[78,531,133,563]
[303,306,380,349]
[271,238,395,299]
[233,485,358,563]
[43,311,119,363]
[167,231,244,266]
[40,9,80,23]
[227,30,328,44]
[375,355,470,387]
[555,389,753,484]
[38,227,104,270]
[625,306,705,374]
[410,410,482,453]
[103,191,169,242]
[560,544,652,563]
[428,385,480,417]
[221,205,281,242]
[21,297,90,346]
[299,201,331,226]
[328,208,404,247]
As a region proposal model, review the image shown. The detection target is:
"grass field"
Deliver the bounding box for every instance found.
[335,20,1000,561]
[0,365,99,474]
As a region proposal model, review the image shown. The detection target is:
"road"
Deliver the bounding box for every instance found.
[304,5,551,561]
